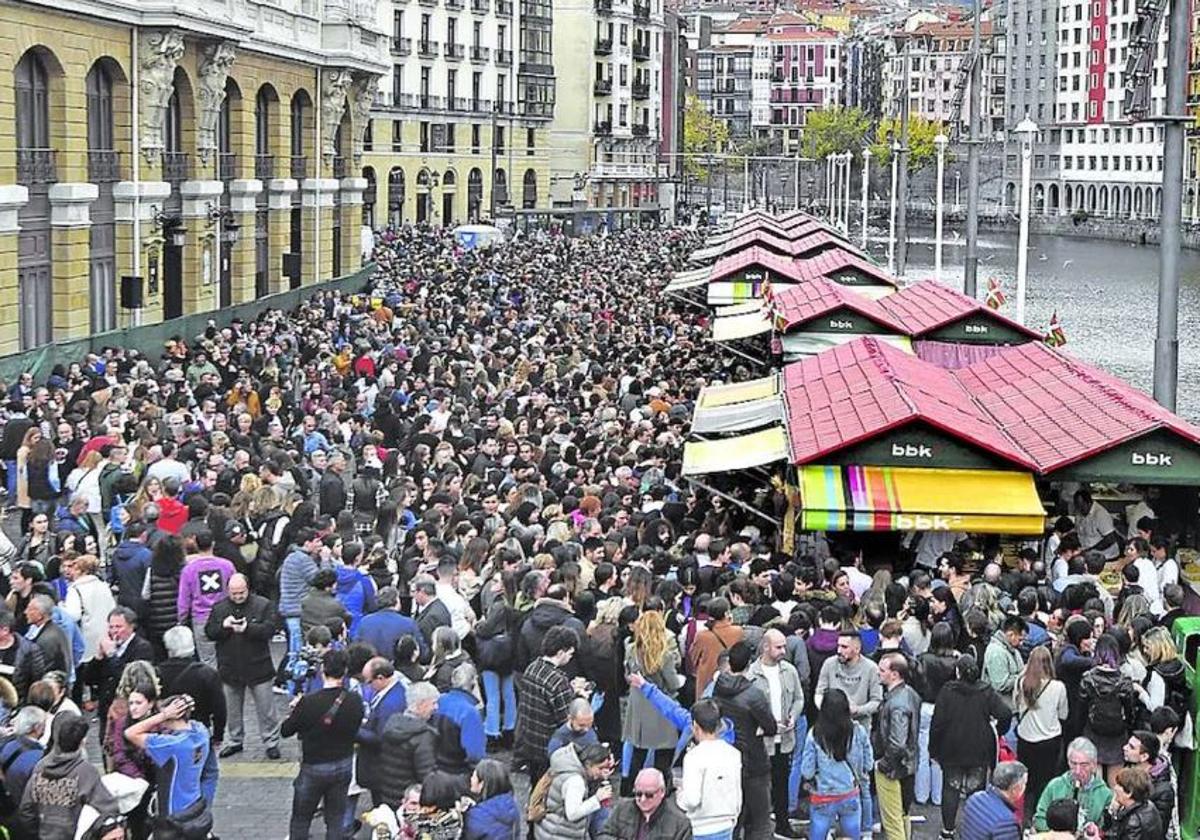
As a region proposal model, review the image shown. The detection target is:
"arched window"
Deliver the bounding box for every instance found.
[522,169,537,209]
[256,88,273,156]
[86,63,114,151]
[15,51,49,150]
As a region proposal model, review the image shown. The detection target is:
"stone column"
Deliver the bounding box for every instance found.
[113,181,172,326]
[340,176,367,272]
[228,179,263,303]
[180,180,225,315]
[48,183,100,340]
[267,178,297,293]
[0,186,28,354]
[301,178,339,284]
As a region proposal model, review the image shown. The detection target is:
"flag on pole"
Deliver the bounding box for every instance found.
[1044,310,1067,347]
[761,278,775,307]
[985,277,1007,310]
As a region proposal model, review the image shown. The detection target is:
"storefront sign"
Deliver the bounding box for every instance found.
[825,425,1013,470]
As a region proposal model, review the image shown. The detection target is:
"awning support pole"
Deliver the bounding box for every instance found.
[683,476,782,528]
[712,340,768,368]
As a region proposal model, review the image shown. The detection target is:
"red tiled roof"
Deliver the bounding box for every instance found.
[709,246,806,283]
[720,229,802,259]
[955,342,1200,472]
[788,249,899,288]
[790,230,868,260]
[875,280,1042,339]
[780,337,1037,468]
[773,278,908,332]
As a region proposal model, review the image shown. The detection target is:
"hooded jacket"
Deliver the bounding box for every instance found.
[109,539,150,615]
[463,792,522,840]
[279,547,322,619]
[983,631,1023,708]
[377,713,438,807]
[712,671,777,777]
[518,599,585,673]
[18,748,119,840]
[929,680,1012,770]
[334,565,376,636]
[533,744,602,840]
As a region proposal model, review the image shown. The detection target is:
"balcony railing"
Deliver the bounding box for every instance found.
[333,156,347,178]
[392,36,412,55]
[594,120,612,135]
[419,39,439,57]
[632,123,650,136]
[218,152,238,181]
[16,148,57,186]
[633,0,649,19]
[445,43,465,60]
[522,101,553,118]
[418,0,437,7]
[595,38,613,55]
[471,98,493,112]
[471,0,490,11]
[633,42,650,60]
[471,45,490,62]
[497,0,513,11]
[393,92,416,108]
[254,154,276,180]
[632,81,650,99]
[596,0,613,12]
[594,78,612,95]
[290,155,308,179]
[496,48,512,64]
[448,97,470,111]
[447,0,464,7]
[162,151,191,183]
[419,94,446,109]
[87,149,120,183]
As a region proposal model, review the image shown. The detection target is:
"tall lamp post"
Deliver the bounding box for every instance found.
[842,152,852,230]
[934,132,948,284]
[861,148,871,248]
[827,155,835,222]
[888,140,900,273]
[1014,115,1038,325]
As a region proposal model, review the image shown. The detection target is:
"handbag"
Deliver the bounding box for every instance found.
[157,796,213,840]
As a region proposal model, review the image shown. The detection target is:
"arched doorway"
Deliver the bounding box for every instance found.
[1086,185,1097,213]
[16,48,57,348]
[1135,188,1144,216]
[442,169,457,226]
[162,68,192,317]
[416,168,432,224]
[522,169,537,209]
[1034,183,1046,215]
[388,167,405,226]
[1004,182,1016,209]
[1099,185,1109,216]
[288,89,312,288]
[1048,183,1060,214]
[255,85,279,298]
[468,168,483,220]
[494,168,508,208]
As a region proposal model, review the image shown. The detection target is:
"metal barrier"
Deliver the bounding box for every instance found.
[0,263,377,383]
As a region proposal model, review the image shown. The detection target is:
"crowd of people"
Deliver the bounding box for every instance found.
[0,221,1189,840]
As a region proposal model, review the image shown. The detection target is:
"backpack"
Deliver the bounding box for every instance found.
[0,740,34,816]
[1088,676,1129,737]
[526,770,555,823]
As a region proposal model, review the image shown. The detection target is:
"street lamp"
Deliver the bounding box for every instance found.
[934,133,948,284]
[1014,115,1038,325]
[861,148,871,248]
[841,152,852,231]
[827,155,835,222]
[888,140,900,274]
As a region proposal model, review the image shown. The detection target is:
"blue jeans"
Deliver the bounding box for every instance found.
[289,757,352,840]
[285,616,303,693]
[4,460,15,498]
[694,830,734,840]
[915,701,942,805]
[482,670,516,737]
[200,741,219,806]
[788,716,809,813]
[809,794,862,840]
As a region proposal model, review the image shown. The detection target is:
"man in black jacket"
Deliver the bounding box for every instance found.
[318,451,348,517]
[411,575,451,660]
[205,573,281,760]
[598,768,692,840]
[0,609,44,702]
[377,681,440,807]
[518,584,586,675]
[713,641,776,840]
[875,652,923,840]
[85,607,155,739]
[24,595,70,676]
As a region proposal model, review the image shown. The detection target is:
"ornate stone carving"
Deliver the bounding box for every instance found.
[321,69,354,161]
[196,42,237,165]
[349,73,380,162]
[138,30,185,164]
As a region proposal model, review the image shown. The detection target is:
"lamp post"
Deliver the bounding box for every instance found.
[1015,115,1038,325]
[743,153,750,213]
[861,148,871,248]
[842,152,852,231]
[888,140,900,274]
[793,157,801,210]
[955,171,961,211]
[934,132,948,284]
[827,155,835,222]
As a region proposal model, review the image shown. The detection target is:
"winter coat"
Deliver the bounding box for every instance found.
[914,649,958,704]
[712,672,777,777]
[334,566,376,637]
[108,540,150,617]
[929,680,1012,770]
[957,785,1022,840]
[377,713,438,807]
[983,631,1024,708]
[518,599,586,673]
[278,548,322,619]
[463,792,521,840]
[300,589,352,637]
[1079,666,1138,743]
[622,639,682,750]
[1149,756,1176,834]
[872,682,921,780]
[436,687,486,775]
[1103,799,1165,840]
[204,593,278,686]
[354,678,407,795]
[62,575,116,662]
[533,744,602,840]
[687,619,743,699]
[475,599,518,674]
[18,747,119,840]
[144,567,182,642]
[0,634,45,700]
[597,796,694,840]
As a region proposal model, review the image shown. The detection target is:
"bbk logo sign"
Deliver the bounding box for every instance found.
[964,323,990,335]
[829,319,855,330]
[1131,452,1173,467]
[891,443,933,459]
[896,514,958,531]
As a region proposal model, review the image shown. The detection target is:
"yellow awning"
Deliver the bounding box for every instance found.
[798,465,1047,534]
[682,426,790,476]
[713,309,773,342]
[696,375,780,408]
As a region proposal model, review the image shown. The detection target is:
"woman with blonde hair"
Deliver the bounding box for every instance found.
[1141,626,1194,749]
[1118,593,1152,630]
[230,473,262,521]
[621,598,682,795]
[125,475,163,524]
[1015,645,1069,821]
[62,554,117,669]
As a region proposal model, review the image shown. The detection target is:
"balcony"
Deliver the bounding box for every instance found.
[495,101,514,114]
[632,123,649,136]
[497,0,512,11]
[447,0,463,8]
[419,39,439,57]
[162,151,190,183]
[418,0,437,7]
[596,0,613,12]
[218,152,238,181]
[470,98,492,112]
[290,155,308,179]
[595,38,613,55]
[519,0,550,19]
[87,149,120,183]
[633,42,650,60]
[632,81,649,99]
[522,101,554,118]
[471,45,490,62]
[594,120,612,135]
[333,156,347,178]
[471,0,490,11]
[496,48,512,64]
[392,36,412,56]
[16,148,56,186]
[254,154,275,180]
[448,97,470,111]
[445,43,465,60]
[594,78,612,96]
[419,94,446,109]
[393,92,416,108]
[633,0,649,20]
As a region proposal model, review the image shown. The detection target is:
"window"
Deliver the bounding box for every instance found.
[473,20,482,47]
[421,13,430,40]
[619,103,627,125]
[495,125,505,154]
[472,123,481,153]
[445,123,455,152]
[420,121,430,152]
[392,120,403,151]
[620,24,628,45]
[526,127,535,155]
[394,10,404,39]
[448,17,457,45]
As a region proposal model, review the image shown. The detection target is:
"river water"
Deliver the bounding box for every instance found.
[863,227,1200,422]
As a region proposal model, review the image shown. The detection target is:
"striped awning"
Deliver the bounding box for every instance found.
[707,279,782,306]
[798,465,1047,534]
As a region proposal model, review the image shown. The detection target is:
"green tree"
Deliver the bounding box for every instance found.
[800,107,872,160]
[869,115,947,172]
[683,93,730,179]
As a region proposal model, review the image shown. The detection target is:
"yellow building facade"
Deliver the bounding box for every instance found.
[0,0,388,354]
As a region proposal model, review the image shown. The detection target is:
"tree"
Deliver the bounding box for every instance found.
[869,115,946,173]
[683,93,730,180]
[800,107,872,160]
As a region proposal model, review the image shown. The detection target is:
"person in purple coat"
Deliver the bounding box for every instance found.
[177,526,236,669]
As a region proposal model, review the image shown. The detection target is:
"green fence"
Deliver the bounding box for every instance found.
[0,263,378,384]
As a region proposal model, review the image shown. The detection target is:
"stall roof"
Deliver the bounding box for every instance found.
[790,230,869,260]
[717,229,804,260]
[956,341,1200,476]
[773,277,907,333]
[709,246,807,284]
[780,338,1038,469]
[875,281,1042,340]
[788,250,900,289]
